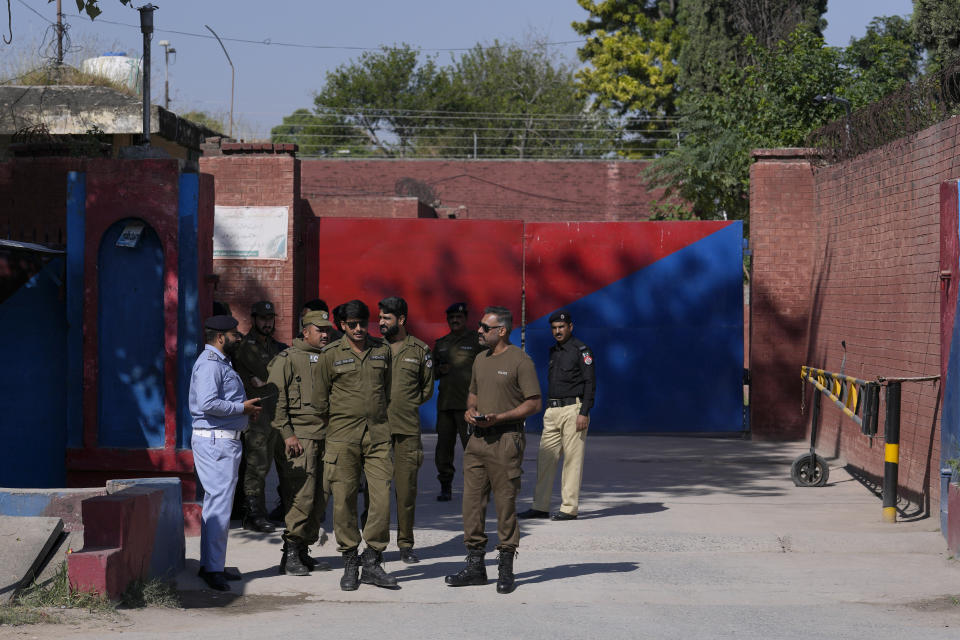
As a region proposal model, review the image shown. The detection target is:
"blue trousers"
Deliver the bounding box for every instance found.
[192,434,242,572]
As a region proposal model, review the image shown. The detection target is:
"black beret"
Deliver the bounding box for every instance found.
[446,302,468,315]
[205,315,239,331]
[548,309,573,324]
[251,300,276,316]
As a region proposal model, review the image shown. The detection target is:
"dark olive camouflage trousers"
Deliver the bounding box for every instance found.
[241,427,287,509]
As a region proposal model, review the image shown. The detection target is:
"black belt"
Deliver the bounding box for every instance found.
[547,397,580,408]
[469,423,523,438]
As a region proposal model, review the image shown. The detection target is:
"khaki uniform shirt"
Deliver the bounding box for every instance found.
[233,332,287,430]
[317,336,393,445]
[434,331,482,411]
[387,334,435,435]
[266,338,326,441]
[469,344,541,417]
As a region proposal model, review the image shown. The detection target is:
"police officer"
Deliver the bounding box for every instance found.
[378,297,434,564]
[267,310,337,576]
[433,302,482,501]
[189,315,262,591]
[445,306,541,595]
[519,310,596,521]
[232,300,288,533]
[317,300,398,591]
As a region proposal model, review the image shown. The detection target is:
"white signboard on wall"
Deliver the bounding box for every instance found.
[213,206,288,259]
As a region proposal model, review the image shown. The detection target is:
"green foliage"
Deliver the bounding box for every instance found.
[912,0,960,73]
[312,44,450,157]
[180,111,226,134]
[270,108,365,157]
[843,16,922,104]
[277,39,598,158]
[16,562,114,612]
[647,29,849,225]
[573,0,683,155]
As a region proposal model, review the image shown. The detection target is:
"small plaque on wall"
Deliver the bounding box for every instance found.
[213,206,288,259]
[116,221,145,248]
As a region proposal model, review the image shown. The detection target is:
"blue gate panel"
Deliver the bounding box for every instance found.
[97,219,166,448]
[0,258,67,487]
[524,222,744,433]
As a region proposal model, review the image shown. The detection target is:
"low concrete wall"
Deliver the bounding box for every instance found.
[106,478,185,578]
[0,488,106,532]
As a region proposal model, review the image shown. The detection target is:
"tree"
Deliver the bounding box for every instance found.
[843,16,922,105]
[912,0,960,73]
[677,0,826,94]
[646,30,850,225]
[270,108,366,157]
[312,45,450,157]
[572,0,684,155]
[429,39,601,158]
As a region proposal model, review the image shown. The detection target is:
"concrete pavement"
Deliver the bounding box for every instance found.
[10,434,960,639]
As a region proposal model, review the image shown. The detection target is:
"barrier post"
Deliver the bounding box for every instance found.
[882,382,901,523]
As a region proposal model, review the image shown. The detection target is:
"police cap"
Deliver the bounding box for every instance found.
[303,310,335,328]
[548,309,573,324]
[205,315,239,331]
[446,302,468,315]
[251,300,277,317]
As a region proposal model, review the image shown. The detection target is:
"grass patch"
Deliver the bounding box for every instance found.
[0,605,58,626]
[15,562,114,613]
[120,578,181,609]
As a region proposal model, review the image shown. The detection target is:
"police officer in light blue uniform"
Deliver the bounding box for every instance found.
[189,315,263,591]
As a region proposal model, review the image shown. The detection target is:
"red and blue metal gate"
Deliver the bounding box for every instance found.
[305,218,744,433]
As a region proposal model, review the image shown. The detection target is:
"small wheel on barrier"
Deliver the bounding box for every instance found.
[790,453,829,487]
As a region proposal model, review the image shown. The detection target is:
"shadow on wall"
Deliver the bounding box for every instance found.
[0,257,68,487]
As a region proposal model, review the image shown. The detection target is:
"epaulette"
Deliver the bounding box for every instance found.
[368,336,386,346]
[206,351,219,360]
[320,339,341,353]
[275,350,290,358]
[409,336,429,351]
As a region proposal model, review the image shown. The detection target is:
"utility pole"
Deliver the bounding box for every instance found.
[138,4,157,145]
[55,0,64,66]
[158,40,176,110]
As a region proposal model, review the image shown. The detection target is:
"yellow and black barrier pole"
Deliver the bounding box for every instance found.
[882,381,901,523]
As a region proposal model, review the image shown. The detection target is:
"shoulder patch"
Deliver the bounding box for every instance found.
[583,351,593,365]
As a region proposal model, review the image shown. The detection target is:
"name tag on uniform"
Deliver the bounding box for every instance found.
[497,370,509,376]
[335,358,355,366]
[370,354,386,361]
[459,345,475,351]
[403,357,419,364]
[309,354,319,363]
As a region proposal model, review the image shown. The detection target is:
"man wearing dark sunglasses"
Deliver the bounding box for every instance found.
[316,299,398,591]
[445,306,541,595]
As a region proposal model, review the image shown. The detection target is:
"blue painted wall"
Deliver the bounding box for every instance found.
[524,224,744,433]
[97,219,166,448]
[0,258,68,487]
[177,175,200,448]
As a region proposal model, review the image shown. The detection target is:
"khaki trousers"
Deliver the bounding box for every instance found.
[533,401,588,516]
[324,430,393,554]
[461,428,525,552]
[392,433,423,548]
[280,437,326,546]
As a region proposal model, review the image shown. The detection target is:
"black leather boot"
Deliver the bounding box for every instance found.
[340,550,360,591]
[444,549,487,586]
[300,546,331,571]
[280,542,310,576]
[437,481,452,502]
[496,550,516,594]
[359,547,399,589]
[242,495,276,533]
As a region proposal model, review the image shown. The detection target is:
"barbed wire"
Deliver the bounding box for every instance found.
[806,58,960,165]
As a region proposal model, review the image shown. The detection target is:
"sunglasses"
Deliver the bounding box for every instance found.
[478,322,503,333]
[344,320,366,329]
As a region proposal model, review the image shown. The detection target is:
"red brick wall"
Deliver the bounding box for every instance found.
[302,196,436,219]
[199,153,301,345]
[751,115,960,507]
[749,150,817,440]
[300,159,658,221]
[0,158,87,248]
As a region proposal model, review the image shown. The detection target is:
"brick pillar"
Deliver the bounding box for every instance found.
[199,146,302,344]
[749,149,816,439]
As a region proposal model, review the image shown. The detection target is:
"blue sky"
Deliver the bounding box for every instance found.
[1,0,914,138]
